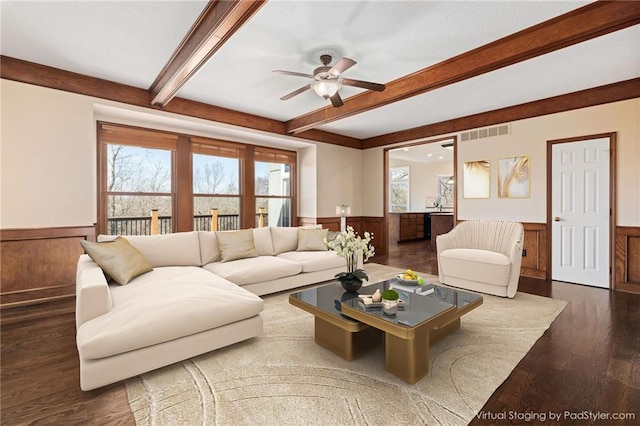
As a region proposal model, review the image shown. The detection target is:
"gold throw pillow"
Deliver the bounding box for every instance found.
[80,237,153,285]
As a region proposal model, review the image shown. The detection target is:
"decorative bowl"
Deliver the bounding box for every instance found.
[394,274,424,286]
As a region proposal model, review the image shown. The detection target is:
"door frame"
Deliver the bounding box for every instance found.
[546,132,617,288]
[383,135,458,252]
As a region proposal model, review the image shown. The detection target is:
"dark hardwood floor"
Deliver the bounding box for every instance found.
[2,240,639,425]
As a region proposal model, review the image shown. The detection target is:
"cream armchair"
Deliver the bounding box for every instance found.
[436,220,524,298]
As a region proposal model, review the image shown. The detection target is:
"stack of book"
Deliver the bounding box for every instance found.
[392,281,435,295]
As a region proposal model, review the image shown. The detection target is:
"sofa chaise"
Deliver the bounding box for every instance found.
[76,226,345,390]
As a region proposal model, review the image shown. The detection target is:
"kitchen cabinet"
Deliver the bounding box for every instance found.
[399,213,426,242]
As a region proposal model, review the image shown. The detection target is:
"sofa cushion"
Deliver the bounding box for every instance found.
[215,229,258,262]
[198,231,221,265]
[277,251,346,273]
[297,228,328,251]
[270,227,299,254]
[99,232,202,268]
[77,267,264,360]
[203,256,301,286]
[80,237,153,285]
[253,227,275,256]
[439,248,511,287]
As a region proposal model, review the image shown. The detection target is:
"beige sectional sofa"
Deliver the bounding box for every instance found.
[76,227,345,390]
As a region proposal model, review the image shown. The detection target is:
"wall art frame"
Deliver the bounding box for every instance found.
[463,159,491,199]
[498,155,530,198]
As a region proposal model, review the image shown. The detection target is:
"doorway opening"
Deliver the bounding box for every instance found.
[384,136,457,256]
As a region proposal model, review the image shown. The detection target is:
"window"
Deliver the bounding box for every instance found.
[97,123,297,235]
[192,139,243,231]
[389,166,410,212]
[99,124,176,235]
[255,147,296,227]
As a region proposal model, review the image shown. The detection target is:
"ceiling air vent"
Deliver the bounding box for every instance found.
[460,124,510,142]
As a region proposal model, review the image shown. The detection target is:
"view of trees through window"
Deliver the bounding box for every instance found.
[193,154,240,231]
[390,166,410,212]
[106,144,172,235]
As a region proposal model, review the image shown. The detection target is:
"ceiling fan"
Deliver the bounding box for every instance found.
[273,54,385,107]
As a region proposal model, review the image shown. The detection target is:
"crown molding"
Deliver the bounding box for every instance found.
[2,57,637,152]
[0,55,361,149]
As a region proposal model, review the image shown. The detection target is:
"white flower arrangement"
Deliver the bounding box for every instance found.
[324,226,375,273]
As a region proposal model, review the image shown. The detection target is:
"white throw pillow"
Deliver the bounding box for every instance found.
[198,231,221,265]
[215,229,259,262]
[253,227,275,256]
[270,227,300,254]
[297,228,328,251]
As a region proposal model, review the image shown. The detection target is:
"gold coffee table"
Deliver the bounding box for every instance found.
[289,280,483,384]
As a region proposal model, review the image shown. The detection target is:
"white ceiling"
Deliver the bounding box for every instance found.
[388,139,454,164]
[2,0,638,141]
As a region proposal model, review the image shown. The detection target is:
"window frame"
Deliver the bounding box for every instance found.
[254,154,296,228]
[389,165,411,212]
[97,122,298,235]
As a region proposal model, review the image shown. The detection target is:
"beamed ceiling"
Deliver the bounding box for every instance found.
[1,0,639,149]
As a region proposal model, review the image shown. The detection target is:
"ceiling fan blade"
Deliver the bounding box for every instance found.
[280,84,311,100]
[329,92,344,107]
[272,70,314,79]
[341,78,386,92]
[329,58,356,76]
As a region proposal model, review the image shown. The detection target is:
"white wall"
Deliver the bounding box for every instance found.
[361,147,384,217]
[315,142,363,217]
[364,98,640,226]
[297,145,317,218]
[1,80,97,227]
[389,158,453,212]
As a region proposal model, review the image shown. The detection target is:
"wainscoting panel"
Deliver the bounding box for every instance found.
[0,225,96,307]
[615,226,640,294]
[521,223,548,279]
[362,217,386,257]
[297,217,318,228]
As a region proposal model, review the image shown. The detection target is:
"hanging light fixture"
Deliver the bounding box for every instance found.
[311,79,341,99]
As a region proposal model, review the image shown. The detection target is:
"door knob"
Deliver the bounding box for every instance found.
[554,217,561,222]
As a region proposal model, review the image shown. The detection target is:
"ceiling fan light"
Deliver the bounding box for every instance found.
[311,80,341,99]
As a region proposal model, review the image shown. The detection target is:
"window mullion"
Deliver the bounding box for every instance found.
[242,146,255,229]
[175,136,193,232]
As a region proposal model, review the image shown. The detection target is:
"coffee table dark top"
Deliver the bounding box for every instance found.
[289,279,482,329]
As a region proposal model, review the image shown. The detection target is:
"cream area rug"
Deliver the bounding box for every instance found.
[126,264,567,425]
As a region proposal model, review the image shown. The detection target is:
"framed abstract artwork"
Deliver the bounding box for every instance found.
[463,160,490,198]
[498,155,530,198]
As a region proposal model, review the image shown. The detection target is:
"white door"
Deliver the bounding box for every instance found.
[551,138,610,288]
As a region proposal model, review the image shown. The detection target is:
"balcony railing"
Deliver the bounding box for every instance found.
[107,214,268,235]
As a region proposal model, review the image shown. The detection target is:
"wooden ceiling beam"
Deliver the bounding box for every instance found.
[362,78,640,149]
[149,0,267,107]
[285,1,640,134]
